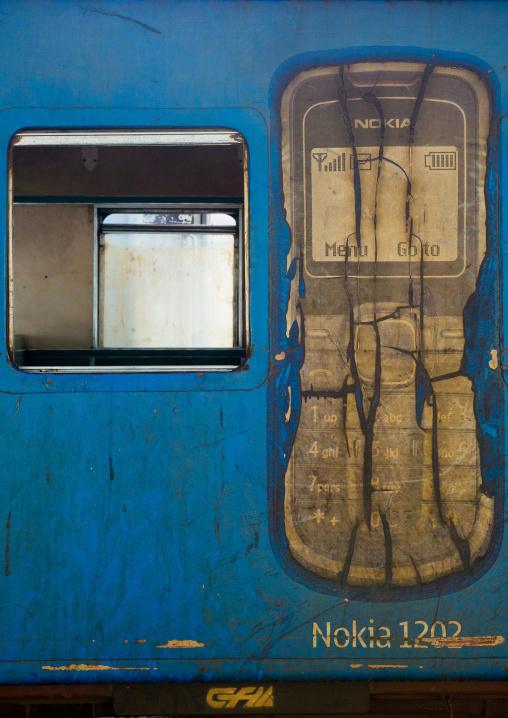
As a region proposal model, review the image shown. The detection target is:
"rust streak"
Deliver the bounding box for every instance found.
[156,639,204,648]
[11,397,21,420]
[423,635,505,648]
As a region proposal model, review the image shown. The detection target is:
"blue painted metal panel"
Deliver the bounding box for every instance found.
[0,0,507,688]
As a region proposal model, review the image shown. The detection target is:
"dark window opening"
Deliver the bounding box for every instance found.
[9,130,247,371]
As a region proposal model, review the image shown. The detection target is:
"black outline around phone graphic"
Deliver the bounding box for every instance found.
[276,61,503,595]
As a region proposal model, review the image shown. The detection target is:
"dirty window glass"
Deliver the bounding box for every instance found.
[98,210,238,349]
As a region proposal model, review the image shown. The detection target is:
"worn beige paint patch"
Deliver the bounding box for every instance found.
[279,63,496,595]
[423,635,505,648]
[157,639,205,648]
[42,664,155,671]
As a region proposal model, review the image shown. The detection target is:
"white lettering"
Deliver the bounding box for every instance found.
[353,118,411,130]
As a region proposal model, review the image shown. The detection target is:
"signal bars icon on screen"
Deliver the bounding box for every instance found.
[312,151,345,172]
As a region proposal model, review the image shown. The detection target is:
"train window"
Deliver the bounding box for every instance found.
[9,130,247,371]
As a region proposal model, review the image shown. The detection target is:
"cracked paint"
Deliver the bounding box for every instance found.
[422,635,505,648]
[41,664,156,671]
[272,60,502,597]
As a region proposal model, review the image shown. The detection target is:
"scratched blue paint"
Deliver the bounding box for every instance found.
[0,0,507,688]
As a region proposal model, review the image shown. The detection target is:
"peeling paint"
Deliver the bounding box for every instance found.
[11,397,21,420]
[41,664,156,671]
[156,639,205,648]
[367,665,408,669]
[272,59,503,600]
[422,635,505,648]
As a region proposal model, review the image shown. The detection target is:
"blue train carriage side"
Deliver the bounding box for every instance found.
[0,0,507,715]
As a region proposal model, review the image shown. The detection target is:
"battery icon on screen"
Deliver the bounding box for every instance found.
[425,151,457,169]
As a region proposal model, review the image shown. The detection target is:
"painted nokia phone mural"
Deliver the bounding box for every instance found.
[269,61,504,599]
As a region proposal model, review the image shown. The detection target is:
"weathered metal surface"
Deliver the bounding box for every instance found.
[0,0,507,696]
[114,681,369,715]
[272,62,502,596]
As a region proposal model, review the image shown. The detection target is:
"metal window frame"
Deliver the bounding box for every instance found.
[8,128,249,373]
[12,129,244,147]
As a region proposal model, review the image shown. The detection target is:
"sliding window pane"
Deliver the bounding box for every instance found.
[99,232,236,348]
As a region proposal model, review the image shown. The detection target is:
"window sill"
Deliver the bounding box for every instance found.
[14,347,247,371]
